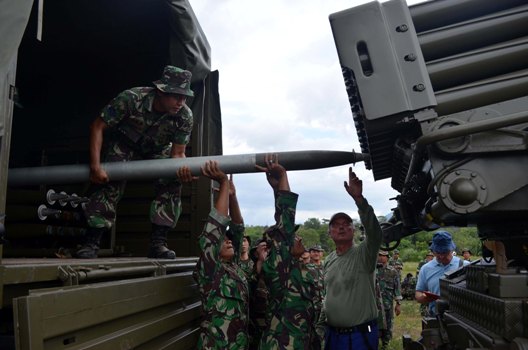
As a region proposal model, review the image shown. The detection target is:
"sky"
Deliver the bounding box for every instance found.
[191,0,423,226]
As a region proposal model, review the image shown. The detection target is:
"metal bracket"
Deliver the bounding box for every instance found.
[58,265,80,286]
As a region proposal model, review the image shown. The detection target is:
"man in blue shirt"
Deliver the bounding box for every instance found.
[415,231,469,316]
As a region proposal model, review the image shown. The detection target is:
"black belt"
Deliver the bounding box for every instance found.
[331,319,376,334]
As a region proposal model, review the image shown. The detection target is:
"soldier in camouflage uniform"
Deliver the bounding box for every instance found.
[186,162,249,350]
[401,273,417,300]
[375,266,387,339]
[256,154,324,350]
[376,250,402,350]
[247,237,271,348]
[77,65,194,259]
[388,249,404,278]
[239,235,254,279]
[416,251,434,277]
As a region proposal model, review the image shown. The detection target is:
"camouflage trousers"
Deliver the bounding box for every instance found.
[83,141,182,229]
[379,307,394,345]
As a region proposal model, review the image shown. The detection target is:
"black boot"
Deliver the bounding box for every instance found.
[148,224,176,259]
[75,227,106,258]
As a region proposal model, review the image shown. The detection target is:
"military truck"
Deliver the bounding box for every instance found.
[0,1,371,348]
[330,0,528,348]
[0,1,221,348]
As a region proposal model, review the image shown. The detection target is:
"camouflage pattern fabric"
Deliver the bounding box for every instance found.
[375,268,387,331]
[388,257,404,276]
[376,264,402,347]
[239,255,266,348]
[102,87,193,150]
[84,87,192,229]
[401,275,417,300]
[153,66,194,97]
[239,258,255,280]
[248,274,269,349]
[259,191,324,350]
[194,209,249,350]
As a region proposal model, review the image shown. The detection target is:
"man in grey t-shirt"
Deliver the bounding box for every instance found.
[321,167,383,350]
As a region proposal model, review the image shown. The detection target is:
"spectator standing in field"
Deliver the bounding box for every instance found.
[376,251,402,349]
[388,249,403,277]
[320,167,383,350]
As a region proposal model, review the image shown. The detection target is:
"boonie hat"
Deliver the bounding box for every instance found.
[153,65,194,97]
[378,250,389,256]
[329,212,353,225]
[430,230,456,253]
[462,248,472,254]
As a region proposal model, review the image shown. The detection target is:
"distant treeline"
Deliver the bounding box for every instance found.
[244,217,481,262]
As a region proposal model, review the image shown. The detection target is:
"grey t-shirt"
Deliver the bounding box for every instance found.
[323,199,382,327]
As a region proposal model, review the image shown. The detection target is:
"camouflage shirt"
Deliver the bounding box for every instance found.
[375,270,387,330]
[259,191,323,350]
[101,87,193,154]
[388,257,404,273]
[239,258,255,281]
[376,264,402,311]
[194,208,249,350]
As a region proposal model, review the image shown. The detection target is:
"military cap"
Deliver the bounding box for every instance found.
[329,212,353,226]
[461,248,472,254]
[393,249,400,254]
[309,244,324,252]
[153,65,194,97]
[426,251,434,257]
[378,250,390,256]
[249,237,268,262]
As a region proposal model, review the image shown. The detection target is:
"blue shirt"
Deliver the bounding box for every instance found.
[415,256,469,315]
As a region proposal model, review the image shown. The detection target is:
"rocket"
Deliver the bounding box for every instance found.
[8,150,369,186]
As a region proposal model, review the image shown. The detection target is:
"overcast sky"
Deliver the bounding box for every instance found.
[191,0,423,226]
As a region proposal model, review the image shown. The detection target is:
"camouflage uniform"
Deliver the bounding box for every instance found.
[376,263,402,347]
[401,274,417,300]
[239,253,264,348]
[374,268,387,333]
[259,191,324,350]
[248,272,269,349]
[83,86,193,229]
[194,208,249,350]
[239,258,255,280]
[388,254,404,277]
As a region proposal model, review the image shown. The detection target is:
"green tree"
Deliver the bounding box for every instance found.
[296,227,319,248]
[303,218,321,230]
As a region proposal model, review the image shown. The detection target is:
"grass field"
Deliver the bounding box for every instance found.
[386,261,423,349]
